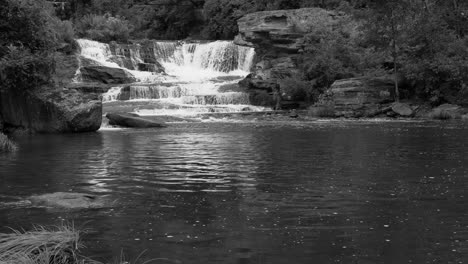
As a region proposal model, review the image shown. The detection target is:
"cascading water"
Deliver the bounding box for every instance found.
[76,39,265,116]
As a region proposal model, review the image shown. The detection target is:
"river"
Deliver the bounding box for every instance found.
[1,120,467,263]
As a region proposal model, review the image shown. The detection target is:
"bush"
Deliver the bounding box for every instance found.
[0,0,60,92]
[49,18,76,45]
[0,46,55,92]
[76,13,133,43]
[0,133,17,152]
[307,106,336,118]
[429,109,461,120]
[279,78,320,102]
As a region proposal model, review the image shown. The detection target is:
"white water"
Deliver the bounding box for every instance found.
[76,39,264,116]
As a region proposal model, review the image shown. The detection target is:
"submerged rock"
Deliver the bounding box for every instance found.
[106,112,167,128]
[28,192,109,209]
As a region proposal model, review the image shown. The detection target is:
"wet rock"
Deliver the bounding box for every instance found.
[391,102,414,117]
[28,192,108,209]
[80,66,136,84]
[0,87,102,133]
[137,62,165,73]
[106,112,167,128]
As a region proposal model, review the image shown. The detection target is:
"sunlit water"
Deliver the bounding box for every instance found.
[1,120,468,264]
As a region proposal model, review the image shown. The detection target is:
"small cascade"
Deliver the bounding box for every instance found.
[77,38,265,116]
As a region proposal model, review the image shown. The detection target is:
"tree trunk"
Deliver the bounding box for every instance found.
[391,15,400,102]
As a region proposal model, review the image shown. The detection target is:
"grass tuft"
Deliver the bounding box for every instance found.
[0,133,17,153]
[0,224,87,264]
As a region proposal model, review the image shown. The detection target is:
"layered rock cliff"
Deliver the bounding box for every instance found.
[235,8,345,109]
[0,51,102,133]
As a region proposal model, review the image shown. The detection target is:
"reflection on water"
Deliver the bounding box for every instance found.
[1,121,468,264]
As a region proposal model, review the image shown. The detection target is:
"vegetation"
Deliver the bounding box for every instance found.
[0,225,85,264]
[0,0,65,92]
[0,0,467,105]
[0,133,17,152]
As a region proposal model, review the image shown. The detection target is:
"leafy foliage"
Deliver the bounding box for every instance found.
[76,13,133,42]
[0,0,61,92]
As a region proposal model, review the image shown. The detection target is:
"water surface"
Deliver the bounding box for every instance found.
[1,120,467,264]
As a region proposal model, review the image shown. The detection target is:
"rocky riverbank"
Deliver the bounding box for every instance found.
[233,8,468,120]
[0,52,103,134]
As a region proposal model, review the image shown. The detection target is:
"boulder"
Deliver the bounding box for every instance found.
[106,112,166,128]
[79,66,136,84]
[329,77,394,109]
[391,102,414,117]
[0,87,102,133]
[29,192,109,209]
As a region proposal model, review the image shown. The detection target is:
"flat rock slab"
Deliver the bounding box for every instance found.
[28,192,108,209]
[106,112,167,128]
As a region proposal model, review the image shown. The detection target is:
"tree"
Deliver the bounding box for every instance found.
[360,0,412,101]
[0,0,59,91]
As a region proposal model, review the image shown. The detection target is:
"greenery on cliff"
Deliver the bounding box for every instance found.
[1,0,467,105]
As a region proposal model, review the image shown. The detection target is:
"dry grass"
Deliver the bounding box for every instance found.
[0,225,89,264]
[0,133,17,153]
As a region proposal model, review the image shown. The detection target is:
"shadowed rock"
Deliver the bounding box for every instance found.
[80,66,136,84]
[28,192,109,209]
[106,112,167,128]
[0,87,102,133]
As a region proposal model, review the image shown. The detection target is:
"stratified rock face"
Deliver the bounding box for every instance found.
[236,8,340,53]
[329,78,394,110]
[106,112,166,128]
[236,8,343,108]
[80,66,136,84]
[29,192,109,209]
[0,87,102,133]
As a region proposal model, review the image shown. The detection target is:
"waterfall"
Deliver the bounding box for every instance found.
[76,39,264,115]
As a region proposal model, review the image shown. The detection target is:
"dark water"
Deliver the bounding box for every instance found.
[1,120,468,264]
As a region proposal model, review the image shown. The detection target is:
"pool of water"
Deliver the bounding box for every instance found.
[1,120,468,263]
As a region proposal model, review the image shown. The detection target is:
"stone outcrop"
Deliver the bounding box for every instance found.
[0,87,102,133]
[29,192,110,209]
[328,77,394,109]
[235,8,344,109]
[106,112,166,128]
[311,77,397,118]
[79,66,136,84]
[236,8,341,53]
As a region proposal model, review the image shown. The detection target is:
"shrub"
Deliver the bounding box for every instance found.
[0,46,55,92]
[49,18,76,45]
[0,133,17,152]
[279,78,319,102]
[308,106,336,118]
[76,14,133,43]
[429,109,461,120]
